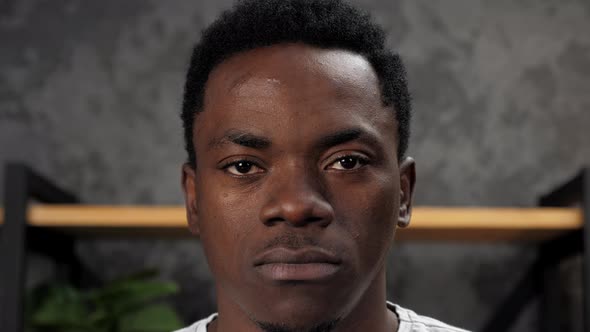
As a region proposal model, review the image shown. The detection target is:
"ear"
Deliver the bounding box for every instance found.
[182,163,200,236]
[397,157,416,228]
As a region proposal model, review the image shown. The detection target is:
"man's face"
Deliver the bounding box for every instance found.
[183,43,414,330]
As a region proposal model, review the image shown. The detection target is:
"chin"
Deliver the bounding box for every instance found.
[253,316,341,332]
[247,295,343,332]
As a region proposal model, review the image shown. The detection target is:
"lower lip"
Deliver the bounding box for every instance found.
[255,263,340,281]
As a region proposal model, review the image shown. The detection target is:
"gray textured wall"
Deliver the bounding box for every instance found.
[1,0,589,331]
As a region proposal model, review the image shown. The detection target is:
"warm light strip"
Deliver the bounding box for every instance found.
[0,205,583,230]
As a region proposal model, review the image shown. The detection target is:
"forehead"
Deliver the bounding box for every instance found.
[206,43,380,101]
[197,43,396,150]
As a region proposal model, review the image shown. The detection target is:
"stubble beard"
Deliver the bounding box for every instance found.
[254,318,341,332]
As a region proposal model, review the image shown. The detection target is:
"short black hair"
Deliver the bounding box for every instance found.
[182,0,411,167]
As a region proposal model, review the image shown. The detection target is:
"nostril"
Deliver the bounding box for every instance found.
[264,216,285,226]
[289,216,326,227]
[305,216,326,226]
[258,185,334,227]
[263,216,327,227]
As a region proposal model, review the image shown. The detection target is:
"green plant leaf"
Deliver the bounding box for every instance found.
[87,307,110,327]
[25,269,182,332]
[118,304,183,332]
[85,269,159,304]
[109,269,160,286]
[25,284,51,324]
[92,280,179,315]
[30,285,90,328]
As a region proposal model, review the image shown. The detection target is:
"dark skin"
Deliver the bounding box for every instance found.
[182,43,416,332]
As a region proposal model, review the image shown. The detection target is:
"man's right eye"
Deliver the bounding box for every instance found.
[223,160,264,176]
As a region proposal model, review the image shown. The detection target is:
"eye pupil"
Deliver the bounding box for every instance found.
[339,157,357,169]
[235,161,252,173]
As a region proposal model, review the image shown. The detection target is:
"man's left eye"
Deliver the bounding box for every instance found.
[327,155,368,170]
[224,160,264,175]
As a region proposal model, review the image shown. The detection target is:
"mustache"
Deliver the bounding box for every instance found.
[262,233,321,250]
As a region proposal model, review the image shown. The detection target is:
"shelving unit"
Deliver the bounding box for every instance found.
[0,205,583,241]
[1,163,588,332]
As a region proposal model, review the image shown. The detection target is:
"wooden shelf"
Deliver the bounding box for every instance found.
[0,205,583,242]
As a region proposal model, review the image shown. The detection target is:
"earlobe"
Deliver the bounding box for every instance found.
[397,204,410,228]
[397,191,409,228]
[397,157,416,228]
[181,163,200,236]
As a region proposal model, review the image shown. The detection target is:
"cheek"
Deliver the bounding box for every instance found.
[334,171,399,259]
[195,179,260,275]
[197,172,256,231]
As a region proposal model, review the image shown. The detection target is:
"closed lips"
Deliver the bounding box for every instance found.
[253,247,343,281]
[253,247,342,265]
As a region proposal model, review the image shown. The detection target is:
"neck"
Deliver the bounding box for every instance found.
[332,269,398,332]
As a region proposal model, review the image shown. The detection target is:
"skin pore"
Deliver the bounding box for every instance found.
[182,43,416,332]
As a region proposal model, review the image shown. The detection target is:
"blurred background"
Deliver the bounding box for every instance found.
[1,0,589,331]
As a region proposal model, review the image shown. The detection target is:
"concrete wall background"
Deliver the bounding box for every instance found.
[1,0,589,330]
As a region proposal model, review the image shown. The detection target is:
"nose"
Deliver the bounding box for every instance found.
[259,169,334,228]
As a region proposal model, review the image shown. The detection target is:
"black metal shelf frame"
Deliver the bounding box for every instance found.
[1,163,588,332]
[0,164,80,332]
[482,169,589,332]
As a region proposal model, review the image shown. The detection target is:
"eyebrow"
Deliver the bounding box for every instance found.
[315,127,369,150]
[208,129,272,151]
[207,127,378,152]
